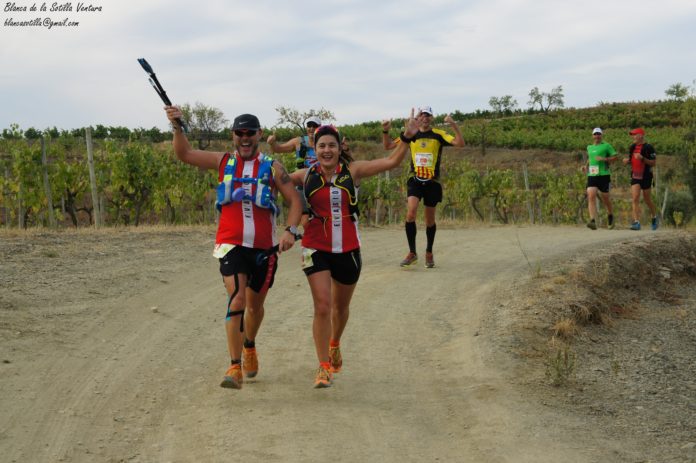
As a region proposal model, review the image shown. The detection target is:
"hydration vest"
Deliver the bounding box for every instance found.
[303,161,359,219]
[216,152,278,216]
[627,143,656,177]
[296,135,317,169]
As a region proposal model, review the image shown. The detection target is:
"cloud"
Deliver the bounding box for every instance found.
[1,0,695,130]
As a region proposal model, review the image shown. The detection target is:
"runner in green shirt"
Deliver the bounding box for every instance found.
[583,128,617,229]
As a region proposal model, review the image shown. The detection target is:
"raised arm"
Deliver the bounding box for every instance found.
[267,133,300,154]
[444,114,465,148]
[288,167,308,187]
[381,119,398,150]
[351,110,418,180]
[165,106,223,169]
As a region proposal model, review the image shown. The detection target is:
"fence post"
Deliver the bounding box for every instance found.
[522,162,533,223]
[86,127,101,227]
[41,136,57,227]
[18,180,24,228]
[3,166,8,227]
[374,173,382,225]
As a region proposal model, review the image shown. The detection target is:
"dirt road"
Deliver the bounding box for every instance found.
[0,225,686,462]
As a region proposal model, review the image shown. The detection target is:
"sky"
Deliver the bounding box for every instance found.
[1,0,696,132]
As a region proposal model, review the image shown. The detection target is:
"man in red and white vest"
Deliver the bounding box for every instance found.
[166,106,302,390]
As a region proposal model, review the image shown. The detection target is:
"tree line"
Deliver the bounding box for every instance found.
[2,91,695,229]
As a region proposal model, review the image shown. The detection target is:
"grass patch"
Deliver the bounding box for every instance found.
[545,340,576,387]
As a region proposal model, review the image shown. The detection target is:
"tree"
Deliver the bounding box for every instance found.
[665,82,690,101]
[681,84,696,203]
[527,85,565,113]
[274,106,335,131]
[24,127,42,140]
[2,124,23,140]
[45,127,60,139]
[180,102,228,150]
[489,95,518,115]
[107,141,162,226]
[51,142,90,226]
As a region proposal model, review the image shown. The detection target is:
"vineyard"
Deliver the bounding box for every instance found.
[1,99,695,229]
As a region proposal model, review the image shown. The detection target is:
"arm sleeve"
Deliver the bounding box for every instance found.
[435,129,455,146]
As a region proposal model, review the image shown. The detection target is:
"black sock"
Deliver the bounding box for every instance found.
[243,338,255,349]
[426,224,436,253]
[405,221,417,253]
[230,358,241,366]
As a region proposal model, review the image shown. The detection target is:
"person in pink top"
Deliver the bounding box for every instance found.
[288,111,419,388]
[165,106,302,390]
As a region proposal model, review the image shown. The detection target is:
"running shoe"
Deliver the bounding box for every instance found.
[329,346,342,373]
[607,215,615,230]
[313,366,333,388]
[400,252,418,267]
[651,217,659,231]
[242,347,258,378]
[630,221,641,231]
[586,220,597,230]
[220,364,243,389]
[425,252,435,268]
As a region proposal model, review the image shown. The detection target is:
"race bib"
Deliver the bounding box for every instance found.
[589,165,599,175]
[301,247,317,269]
[414,152,434,168]
[213,243,236,258]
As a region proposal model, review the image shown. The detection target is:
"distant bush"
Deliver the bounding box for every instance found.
[664,189,694,226]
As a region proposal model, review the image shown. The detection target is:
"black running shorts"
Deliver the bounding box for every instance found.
[630,173,653,190]
[219,246,278,293]
[301,248,362,285]
[586,175,611,193]
[407,177,442,207]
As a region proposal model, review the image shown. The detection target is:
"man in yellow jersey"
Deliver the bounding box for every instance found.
[382,106,465,268]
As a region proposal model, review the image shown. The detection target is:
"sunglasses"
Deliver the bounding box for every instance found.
[306,123,319,129]
[233,129,257,137]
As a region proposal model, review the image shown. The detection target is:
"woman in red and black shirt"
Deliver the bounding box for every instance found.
[289,114,418,388]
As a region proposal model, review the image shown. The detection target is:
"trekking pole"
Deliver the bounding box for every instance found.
[137,58,188,132]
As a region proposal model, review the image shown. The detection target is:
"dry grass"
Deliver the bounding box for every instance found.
[520,232,696,386]
[675,308,689,323]
[551,318,578,340]
[541,284,555,294]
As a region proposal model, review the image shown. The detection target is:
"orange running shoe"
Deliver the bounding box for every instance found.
[313,366,333,388]
[400,252,418,267]
[329,345,342,373]
[242,347,258,378]
[220,364,243,389]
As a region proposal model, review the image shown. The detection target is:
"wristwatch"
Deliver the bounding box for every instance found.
[285,225,301,240]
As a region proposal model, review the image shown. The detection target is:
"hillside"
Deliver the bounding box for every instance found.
[1,99,694,229]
